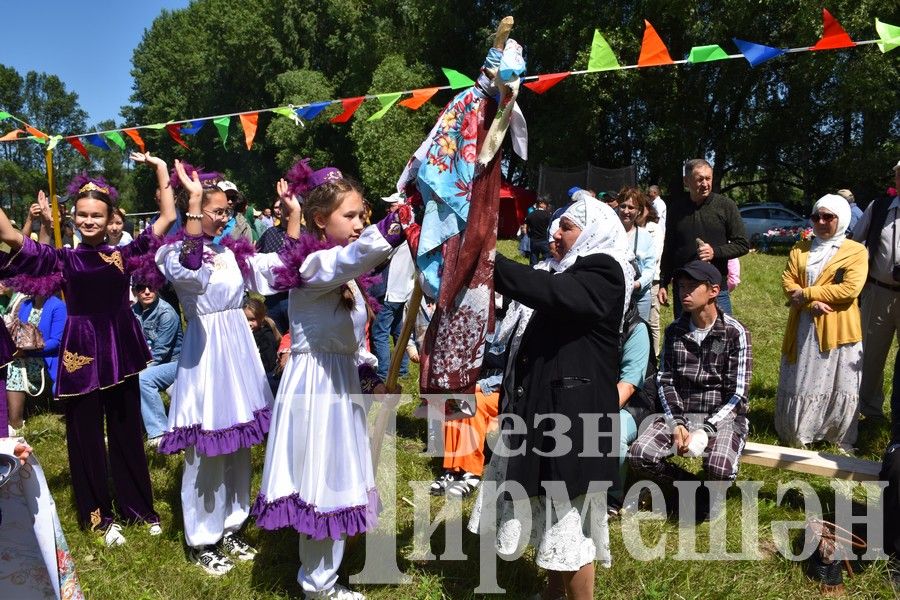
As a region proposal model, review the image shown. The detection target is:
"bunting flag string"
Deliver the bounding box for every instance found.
[0,14,894,160]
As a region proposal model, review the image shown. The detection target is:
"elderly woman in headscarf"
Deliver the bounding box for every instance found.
[469,194,633,600]
[775,194,868,453]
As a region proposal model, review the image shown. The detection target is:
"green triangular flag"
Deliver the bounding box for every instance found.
[271,107,294,118]
[28,135,47,144]
[145,122,167,130]
[0,111,10,121]
[47,135,62,151]
[876,18,900,53]
[367,93,402,122]
[442,68,475,89]
[688,44,730,63]
[213,116,230,148]
[587,30,620,71]
[104,131,126,150]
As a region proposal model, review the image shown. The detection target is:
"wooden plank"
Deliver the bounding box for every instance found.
[741,442,882,482]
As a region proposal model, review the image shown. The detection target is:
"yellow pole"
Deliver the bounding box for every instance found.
[44,148,61,248]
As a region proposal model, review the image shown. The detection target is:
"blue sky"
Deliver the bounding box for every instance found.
[1,1,190,128]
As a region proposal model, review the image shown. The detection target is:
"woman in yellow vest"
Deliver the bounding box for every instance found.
[776,194,867,453]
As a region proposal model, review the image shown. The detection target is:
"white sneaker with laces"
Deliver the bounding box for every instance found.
[188,545,234,576]
[104,523,127,547]
[147,522,163,536]
[446,472,480,498]
[220,532,256,561]
[305,583,365,599]
[429,471,456,496]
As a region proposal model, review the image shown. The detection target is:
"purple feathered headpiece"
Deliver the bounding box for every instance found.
[169,162,224,191]
[284,158,343,198]
[66,172,119,202]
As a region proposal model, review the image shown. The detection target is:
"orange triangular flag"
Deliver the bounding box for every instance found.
[812,9,856,50]
[123,128,146,152]
[399,88,439,110]
[523,72,570,94]
[0,129,24,141]
[638,20,674,67]
[25,125,49,139]
[239,113,258,150]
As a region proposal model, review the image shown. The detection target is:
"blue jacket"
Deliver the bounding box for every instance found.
[132,297,183,365]
[17,295,67,385]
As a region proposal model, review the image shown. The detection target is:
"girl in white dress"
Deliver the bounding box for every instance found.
[251,163,410,600]
[155,162,288,575]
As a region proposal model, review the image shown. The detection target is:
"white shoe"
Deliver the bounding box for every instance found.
[146,436,163,449]
[188,545,234,576]
[305,583,366,599]
[220,532,256,561]
[147,522,163,536]
[104,523,127,547]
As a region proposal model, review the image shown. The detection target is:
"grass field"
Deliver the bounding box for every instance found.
[20,241,898,599]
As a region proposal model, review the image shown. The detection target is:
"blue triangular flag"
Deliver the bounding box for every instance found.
[180,120,206,135]
[732,38,786,67]
[86,134,110,150]
[295,101,331,121]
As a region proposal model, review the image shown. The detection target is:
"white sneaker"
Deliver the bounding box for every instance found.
[305,583,366,599]
[147,522,163,536]
[188,545,234,576]
[220,532,256,561]
[446,472,480,498]
[104,523,127,547]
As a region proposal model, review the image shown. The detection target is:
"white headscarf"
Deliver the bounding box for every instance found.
[807,194,851,283]
[557,198,635,327]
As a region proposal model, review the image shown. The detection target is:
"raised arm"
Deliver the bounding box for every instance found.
[277,178,302,241]
[131,152,175,238]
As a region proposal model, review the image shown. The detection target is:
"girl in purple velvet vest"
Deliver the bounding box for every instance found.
[0,152,176,547]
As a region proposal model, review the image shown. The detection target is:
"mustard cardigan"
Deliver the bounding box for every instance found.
[780,238,868,363]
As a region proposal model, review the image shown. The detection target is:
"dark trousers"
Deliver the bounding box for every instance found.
[0,370,7,434]
[65,376,159,530]
[529,240,550,266]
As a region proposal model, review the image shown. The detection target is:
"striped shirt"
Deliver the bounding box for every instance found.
[657,310,752,429]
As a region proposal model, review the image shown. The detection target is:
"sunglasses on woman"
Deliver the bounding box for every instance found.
[809,212,836,224]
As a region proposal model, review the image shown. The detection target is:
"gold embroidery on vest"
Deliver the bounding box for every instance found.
[63,350,94,373]
[89,508,102,531]
[99,250,124,273]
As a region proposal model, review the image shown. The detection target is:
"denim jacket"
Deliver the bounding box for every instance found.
[132,297,182,365]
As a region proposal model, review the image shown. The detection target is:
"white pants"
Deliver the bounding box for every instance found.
[182,446,250,548]
[298,535,346,594]
[859,283,900,417]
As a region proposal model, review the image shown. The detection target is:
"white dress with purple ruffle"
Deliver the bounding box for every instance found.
[251,225,393,540]
[155,240,280,455]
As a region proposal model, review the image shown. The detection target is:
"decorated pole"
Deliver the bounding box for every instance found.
[44,149,62,248]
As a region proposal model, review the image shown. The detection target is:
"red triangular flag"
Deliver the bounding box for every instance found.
[399,88,439,110]
[25,125,49,139]
[166,124,190,150]
[0,129,24,141]
[239,113,258,150]
[67,137,89,160]
[523,72,570,94]
[123,128,146,152]
[330,97,365,124]
[812,9,856,50]
[638,20,674,67]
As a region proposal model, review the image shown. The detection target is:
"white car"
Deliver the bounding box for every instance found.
[740,203,808,240]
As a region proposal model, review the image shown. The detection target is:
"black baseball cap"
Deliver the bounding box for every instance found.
[674,260,720,285]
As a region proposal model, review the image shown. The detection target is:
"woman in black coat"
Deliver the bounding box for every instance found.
[469,193,634,600]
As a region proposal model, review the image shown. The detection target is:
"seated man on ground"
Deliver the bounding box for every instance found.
[132,279,183,447]
[627,260,752,520]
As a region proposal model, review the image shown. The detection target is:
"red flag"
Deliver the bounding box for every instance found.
[166,124,190,149]
[812,9,856,50]
[25,125,49,139]
[523,72,570,94]
[67,137,89,160]
[0,129,24,141]
[239,113,258,150]
[123,128,146,152]
[638,20,674,67]
[330,97,365,124]
[399,88,439,110]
